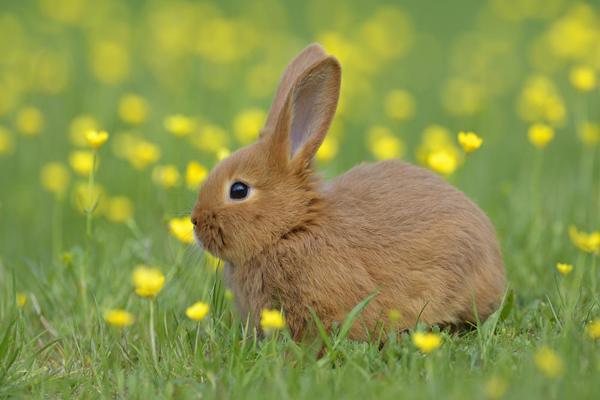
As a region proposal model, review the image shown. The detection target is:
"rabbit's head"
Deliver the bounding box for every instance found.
[191,44,341,264]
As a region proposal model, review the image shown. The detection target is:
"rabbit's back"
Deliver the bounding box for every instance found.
[322,159,505,329]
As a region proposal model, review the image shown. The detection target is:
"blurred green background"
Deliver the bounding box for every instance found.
[0,0,599,398]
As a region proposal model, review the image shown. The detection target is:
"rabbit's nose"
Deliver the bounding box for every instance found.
[191,216,198,226]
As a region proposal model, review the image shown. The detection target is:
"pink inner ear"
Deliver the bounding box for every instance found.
[289,72,328,157]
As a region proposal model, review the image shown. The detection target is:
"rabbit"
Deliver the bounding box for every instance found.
[191,43,506,341]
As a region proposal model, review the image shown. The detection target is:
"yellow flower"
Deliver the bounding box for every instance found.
[555,262,573,276]
[569,66,597,92]
[528,123,554,149]
[85,130,109,149]
[16,106,44,136]
[416,125,462,168]
[40,162,71,199]
[233,108,266,144]
[185,161,208,190]
[384,89,415,121]
[132,266,165,298]
[316,136,339,162]
[69,151,95,176]
[578,123,600,146]
[104,309,135,327]
[69,115,99,147]
[185,302,210,321]
[569,225,600,254]
[216,147,230,161]
[164,114,196,137]
[484,376,507,400]
[458,131,483,153]
[388,309,401,323]
[534,347,563,378]
[205,252,222,272]
[586,319,600,340]
[16,292,27,308]
[190,124,229,153]
[105,196,134,223]
[412,331,442,353]
[119,94,149,125]
[169,217,194,244]
[152,165,180,189]
[427,149,459,175]
[260,309,286,332]
[367,125,404,160]
[91,40,130,85]
[71,182,106,215]
[128,141,161,170]
[0,126,15,155]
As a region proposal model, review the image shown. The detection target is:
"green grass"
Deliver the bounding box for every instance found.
[1,0,600,398]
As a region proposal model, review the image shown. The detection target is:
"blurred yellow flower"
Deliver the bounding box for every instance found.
[186,302,210,321]
[185,161,208,190]
[69,115,99,147]
[104,309,135,328]
[169,217,194,244]
[91,41,130,85]
[0,126,15,155]
[427,149,459,175]
[119,94,149,125]
[128,141,161,170]
[586,319,600,340]
[190,124,229,153]
[205,252,222,272]
[69,151,95,176]
[569,225,600,254]
[388,309,402,323]
[132,266,165,298]
[528,123,554,149]
[72,182,106,214]
[164,114,196,137]
[260,309,286,332]
[555,262,573,276]
[16,292,27,308]
[40,162,70,199]
[367,125,404,160]
[569,66,597,92]
[578,123,600,146]
[517,76,566,126]
[442,78,485,116]
[417,125,463,169]
[316,136,339,162]
[534,347,563,378]
[412,331,442,353]
[458,131,483,153]
[105,196,134,223]
[39,0,86,24]
[384,90,415,121]
[16,107,44,136]
[216,147,230,161]
[85,130,109,150]
[152,165,180,189]
[484,376,507,400]
[234,108,265,144]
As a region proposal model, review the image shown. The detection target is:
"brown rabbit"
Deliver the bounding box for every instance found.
[191,43,506,341]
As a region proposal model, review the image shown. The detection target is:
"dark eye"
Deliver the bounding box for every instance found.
[229,181,249,200]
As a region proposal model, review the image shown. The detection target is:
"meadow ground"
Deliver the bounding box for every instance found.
[1,0,600,399]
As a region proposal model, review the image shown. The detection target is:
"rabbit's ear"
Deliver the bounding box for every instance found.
[270,55,341,168]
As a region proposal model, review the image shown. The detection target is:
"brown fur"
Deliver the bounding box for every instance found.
[191,43,506,341]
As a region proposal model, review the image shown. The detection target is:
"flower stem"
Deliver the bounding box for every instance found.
[149,300,158,369]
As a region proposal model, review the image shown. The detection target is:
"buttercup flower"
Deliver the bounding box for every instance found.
[484,376,507,400]
[260,309,286,332]
[16,292,27,308]
[569,66,596,92]
[186,302,210,321]
[367,125,404,160]
[388,309,401,323]
[569,225,600,254]
[185,161,208,190]
[458,131,483,153]
[555,262,573,276]
[412,331,442,353]
[104,309,135,327]
[216,147,230,161]
[586,319,600,340]
[316,136,339,162]
[105,196,134,223]
[119,94,149,125]
[233,108,265,144]
[16,106,44,136]
[164,114,196,137]
[0,126,14,155]
[169,217,194,244]
[132,266,165,298]
[40,162,70,199]
[384,89,415,121]
[69,115,99,147]
[578,123,600,146]
[85,129,109,149]
[427,149,458,175]
[69,151,95,176]
[152,165,180,188]
[528,123,554,149]
[534,347,563,378]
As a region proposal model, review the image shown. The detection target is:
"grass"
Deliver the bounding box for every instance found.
[1,0,600,398]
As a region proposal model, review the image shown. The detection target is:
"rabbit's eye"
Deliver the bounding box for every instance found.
[229,181,249,200]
